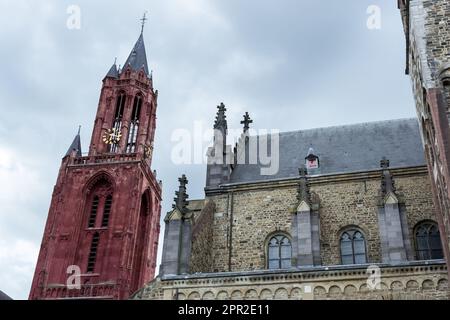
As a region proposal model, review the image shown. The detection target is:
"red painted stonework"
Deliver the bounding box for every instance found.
[29,48,162,300]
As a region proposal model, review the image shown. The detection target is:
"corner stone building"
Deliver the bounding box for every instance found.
[134,110,449,300]
[398,0,450,275]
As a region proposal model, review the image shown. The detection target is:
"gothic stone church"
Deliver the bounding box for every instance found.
[30,3,450,300]
[134,106,448,300]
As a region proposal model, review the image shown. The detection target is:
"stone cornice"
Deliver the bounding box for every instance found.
[160,260,446,284]
[205,166,428,195]
[67,157,162,200]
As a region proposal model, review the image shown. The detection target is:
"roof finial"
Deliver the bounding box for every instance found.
[240,112,253,132]
[140,11,148,34]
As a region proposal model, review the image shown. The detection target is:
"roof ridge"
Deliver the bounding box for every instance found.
[245,117,418,138]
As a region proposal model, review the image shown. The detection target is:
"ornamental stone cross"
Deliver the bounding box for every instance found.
[240,112,253,132]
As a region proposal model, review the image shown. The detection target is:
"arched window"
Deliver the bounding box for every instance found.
[87,232,100,273]
[340,229,367,265]
[101,195,113,227]
[85,177,113,229]
[267,234,292,269]
[131,192,151,293]
[87,196,99,228]
[126,95,142,153]
[110,92,126,153]
[415,221,443,260]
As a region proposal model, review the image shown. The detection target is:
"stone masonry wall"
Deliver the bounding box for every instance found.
[190,201,215,273]
[134,262,448,300]
[207,169,436,272]
[405,0,450,271]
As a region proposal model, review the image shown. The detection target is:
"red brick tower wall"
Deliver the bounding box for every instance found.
[29,33,162,300]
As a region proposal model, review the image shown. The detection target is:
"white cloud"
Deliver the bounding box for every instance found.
[0,239,39,300]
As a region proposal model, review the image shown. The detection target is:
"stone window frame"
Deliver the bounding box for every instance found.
[125,93,144,153]
[338,225,368,265]
[264,231,293,270]
[110,90,127,153]
[413,220,444,261]
[83,173,115,230]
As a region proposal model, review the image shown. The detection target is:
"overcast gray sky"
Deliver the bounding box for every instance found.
[0,0,416,299]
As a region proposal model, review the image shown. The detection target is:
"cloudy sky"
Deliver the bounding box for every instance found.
[0,0,416,299]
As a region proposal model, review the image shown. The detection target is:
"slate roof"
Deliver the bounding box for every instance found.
[0,290,12,300]
[229,118,425,184]
[65,132,82,157]
[123,33,150,76]
[105,62,119,78]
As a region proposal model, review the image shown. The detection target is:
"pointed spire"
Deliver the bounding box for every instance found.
[380,157,396,196]
[123,33,150,76]
[65,127,82,157]
[173,174,189,214]
[297,165,310,204]
[105,58,119,78]
[214,103,228,131]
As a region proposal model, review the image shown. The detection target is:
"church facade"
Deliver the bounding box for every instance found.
[28,1,450,300]
[134,107,448,300]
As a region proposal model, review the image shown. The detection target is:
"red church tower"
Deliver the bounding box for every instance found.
[29,22,162,300]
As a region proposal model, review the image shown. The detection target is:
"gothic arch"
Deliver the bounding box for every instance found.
[338,225,368,265]
[359,283,369,293]
[390,281,404,291]
[187,291,200,300]
[343,285,357,296]
[274,288,289,300]
[437,278,448,291]
[83,171,116,195]
[216,291,228,300]
[422,279,435,290]
[413,220,443,260]
[202,291,214,300]
[264,231,292,269]
[130,189,153,293]
[140,188,153,217]
[406,280,419,291]
[230,290,242,300]
[328,285,342,297]
[313,286,326,296]
[244,289,258,300]
[290,287,302,299]
[81,172,116,231]
[259,289,273,300]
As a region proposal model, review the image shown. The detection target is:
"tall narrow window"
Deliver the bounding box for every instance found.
[101,195,113,227]
[126,95,142,153]
[87,233,100,273]
[267,234,292,269]
[340,229,367,265]
[110,92,126,153]
[87,196,99,228]
[415,222,443,260]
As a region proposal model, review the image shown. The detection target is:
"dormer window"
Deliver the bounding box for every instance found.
[305,147,319,170]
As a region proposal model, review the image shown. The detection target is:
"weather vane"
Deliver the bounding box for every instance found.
[140,11,148,34]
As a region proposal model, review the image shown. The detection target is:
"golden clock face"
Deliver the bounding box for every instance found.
[102,128,122,145]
